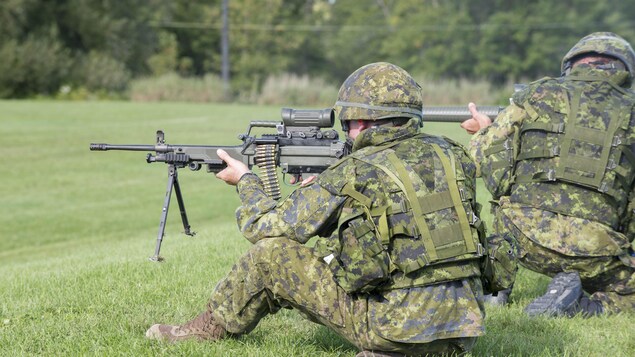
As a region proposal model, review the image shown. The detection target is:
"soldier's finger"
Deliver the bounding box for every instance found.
[468,102,479,116]
[217,149,238,165]
[300,175,317,187]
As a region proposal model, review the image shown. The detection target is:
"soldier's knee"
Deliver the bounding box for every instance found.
[249,237,294,263]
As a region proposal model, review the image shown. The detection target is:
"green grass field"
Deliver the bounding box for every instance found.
[1,100,633,356]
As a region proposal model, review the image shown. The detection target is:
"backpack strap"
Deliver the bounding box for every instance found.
[352,143,480,268]
[430,144,478,254]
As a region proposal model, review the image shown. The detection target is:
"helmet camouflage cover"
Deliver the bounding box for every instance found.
[561,32,635,82]
[334,62,423,122]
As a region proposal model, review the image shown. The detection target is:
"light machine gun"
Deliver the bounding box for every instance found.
[89,105,503,261]
[90,108,346,261]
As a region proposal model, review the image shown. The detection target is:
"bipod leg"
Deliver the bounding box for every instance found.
[172,168,195,237]
[150,164,177,262]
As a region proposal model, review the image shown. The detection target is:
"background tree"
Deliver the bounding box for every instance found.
[0,0,159,97]
[1,0,634,99]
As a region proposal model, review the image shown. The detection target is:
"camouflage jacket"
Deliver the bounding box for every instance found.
[235,117,485,342]
[470,65,635,256]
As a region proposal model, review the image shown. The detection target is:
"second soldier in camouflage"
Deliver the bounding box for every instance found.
[465,32,635,316]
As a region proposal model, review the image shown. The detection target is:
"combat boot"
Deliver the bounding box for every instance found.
[483,288,511,306]
[566,296,604,317]
[524,272,583,317]
[145,308,227,343]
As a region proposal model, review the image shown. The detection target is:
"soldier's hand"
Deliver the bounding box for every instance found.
[216,149,251,186]
[289,175,317,187]
[461,102,493,134]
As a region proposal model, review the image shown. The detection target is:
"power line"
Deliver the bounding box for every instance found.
[148,20,635,32]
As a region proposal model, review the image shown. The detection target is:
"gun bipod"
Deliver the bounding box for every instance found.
[149,163,196,262]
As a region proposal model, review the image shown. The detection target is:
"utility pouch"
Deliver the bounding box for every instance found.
[330,200,390,293]
[481,234,517,294]
[481,136,515,199]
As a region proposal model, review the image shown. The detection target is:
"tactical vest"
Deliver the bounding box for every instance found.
[510,76,635,228]
[317,134,484,292]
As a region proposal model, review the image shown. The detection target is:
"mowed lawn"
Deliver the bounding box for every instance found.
[0,100,633,356]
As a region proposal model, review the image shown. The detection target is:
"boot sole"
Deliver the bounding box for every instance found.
[524,272,582,317]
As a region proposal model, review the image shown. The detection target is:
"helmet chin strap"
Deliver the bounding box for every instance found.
[340,119,349,132]
[343,137,354,155]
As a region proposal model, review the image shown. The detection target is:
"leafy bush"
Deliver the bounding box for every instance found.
[0,40,130,99]
[0,37,73,98]
[75,51,131,92]
[128,72,228,102]
[126,71,509,108]
[414,75,511,106]
[146,31,179,76]
[54,85,127,101]
[256,73,339,107]
[128,72,338,106]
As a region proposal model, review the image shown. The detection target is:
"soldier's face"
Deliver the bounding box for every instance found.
[572,55,624,70]
[347,120,371,140]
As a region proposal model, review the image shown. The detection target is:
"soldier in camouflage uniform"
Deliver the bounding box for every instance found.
[462,32,635,317]
[146,62,488,356]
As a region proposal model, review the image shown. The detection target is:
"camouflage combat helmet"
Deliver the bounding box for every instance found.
[561,32,635,84]
[334,62,423,126]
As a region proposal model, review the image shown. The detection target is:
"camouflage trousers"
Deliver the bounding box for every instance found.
[206,237,481,355]
[494,204,635,314]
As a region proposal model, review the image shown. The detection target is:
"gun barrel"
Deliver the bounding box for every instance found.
[90,143,156,151]
[422,105,504,123]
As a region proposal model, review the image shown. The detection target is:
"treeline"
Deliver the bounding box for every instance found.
[1,0,634,100]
